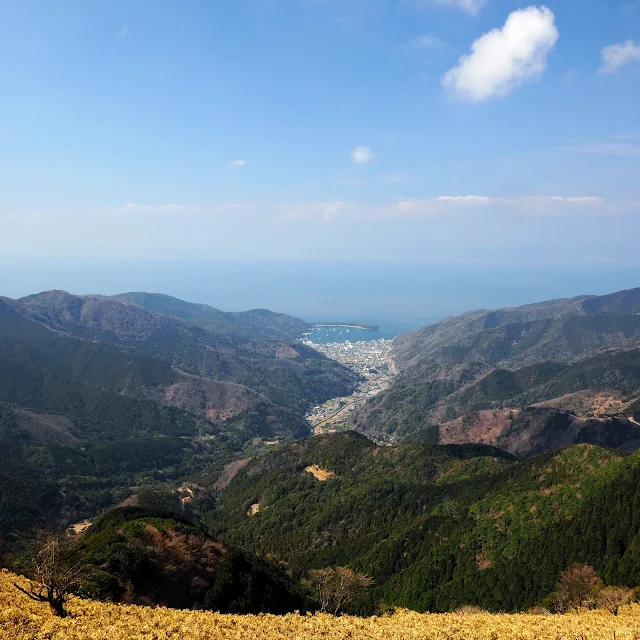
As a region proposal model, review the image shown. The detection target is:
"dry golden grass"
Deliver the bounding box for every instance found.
[304,465,336,481]
[3,570,640,639]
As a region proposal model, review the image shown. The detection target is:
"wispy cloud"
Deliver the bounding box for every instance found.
[613,133,640,141]
[229,160,248,167]
[600,40,640,73]
[275,201,359,223]
[401,0,486,16]
[95,203,236,216]
[104,201,357,224]
[375,195,609,218]
[351,145,374,164]
[120,203,203,213]
[408,33,447,49]
[116,23,130,39]
[94,195,628,226]
[383,171,417,184]
[442,6,559,101]
[433,0,486,15]
[561,142,640,157]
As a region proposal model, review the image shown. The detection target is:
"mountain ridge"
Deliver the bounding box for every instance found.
[353,287,640,449]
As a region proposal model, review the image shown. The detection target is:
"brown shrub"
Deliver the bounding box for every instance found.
[596,586,637,615]
[555,564,603,612]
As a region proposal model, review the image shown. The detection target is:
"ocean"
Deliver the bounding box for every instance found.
[2,259,638,340]
[306,326,401,344]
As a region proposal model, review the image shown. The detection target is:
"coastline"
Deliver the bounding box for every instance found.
[312,323,379,331]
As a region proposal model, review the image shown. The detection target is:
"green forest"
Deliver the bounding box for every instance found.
[212,432,640,612]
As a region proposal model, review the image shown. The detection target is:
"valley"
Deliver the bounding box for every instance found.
[3,285,640,620]
[302,338,397,434]
[0,291,360,538]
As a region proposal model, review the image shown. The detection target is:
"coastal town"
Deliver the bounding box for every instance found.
[302,337,397,434]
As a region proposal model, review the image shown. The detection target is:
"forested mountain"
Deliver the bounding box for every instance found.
[353,287,640,446]
[11,291,358,409]
[0,290,358,538]
[214,431,640,612]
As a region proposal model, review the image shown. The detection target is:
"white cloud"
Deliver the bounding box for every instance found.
[408,33,446,49]
[229,160,248,167]
[442,6,559,101]
[436,195,494,204]
[351,145,374,164]
[553,196,602,203]
[600,40,640,73]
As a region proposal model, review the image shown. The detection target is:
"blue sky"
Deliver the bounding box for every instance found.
[1,0,639,266]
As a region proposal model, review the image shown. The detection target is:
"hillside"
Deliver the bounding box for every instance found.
[356,346,640,446]
[11,291,359,409]
[432,406,640,457]
[0,291,359,537]
[74,500,303,613]
[353,287,640,445]
[214,432,640,612]
[392,287,640,371]
[4,570,640,640]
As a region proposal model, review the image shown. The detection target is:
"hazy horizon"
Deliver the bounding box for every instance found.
[3,259,637,331]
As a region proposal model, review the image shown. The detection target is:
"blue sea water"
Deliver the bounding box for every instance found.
[307,326,402,344]
[2,259,638,339]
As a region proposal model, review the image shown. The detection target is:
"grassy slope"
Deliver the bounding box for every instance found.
[4,571,640,639]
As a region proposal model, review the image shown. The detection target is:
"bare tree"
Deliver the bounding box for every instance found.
[304,566,373,615]
[14,532,87,617]
[596,586,637,615]
[554,564,603,612]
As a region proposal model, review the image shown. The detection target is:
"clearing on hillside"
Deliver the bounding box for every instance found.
[304,465,336,481]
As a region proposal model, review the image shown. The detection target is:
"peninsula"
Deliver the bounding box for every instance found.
[312,322,379,331]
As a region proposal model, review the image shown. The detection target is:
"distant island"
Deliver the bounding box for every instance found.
[312,323,379,331]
